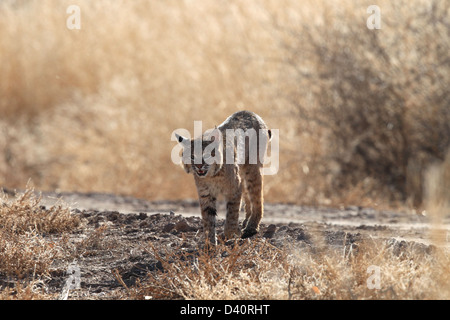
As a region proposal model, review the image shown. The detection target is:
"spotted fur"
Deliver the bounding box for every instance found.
[175,110,271,244]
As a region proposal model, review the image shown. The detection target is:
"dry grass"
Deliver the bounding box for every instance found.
[276,0,449,208]
[0,228,61,278]
[0,0,447,208]
[0,0,448,301]
[127,238,449,300]
[0,187,79,234]
[0,280,57,300]
[424,150,450,247]
[0,185,448,300]
[0,186,78,299]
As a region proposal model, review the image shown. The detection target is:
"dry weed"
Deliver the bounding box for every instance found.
[0,228,62,278]
[0,280,57,300]
[424,150,450,248]
[0,186,79,234]
[274,0,449,207]
[132,239,290,300]
[130,237,449,300]
[0,186,78,298]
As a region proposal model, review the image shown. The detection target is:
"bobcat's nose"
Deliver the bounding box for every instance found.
[195,164,203,169]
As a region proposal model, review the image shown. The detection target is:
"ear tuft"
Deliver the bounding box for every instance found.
[210,127,221,142]
[175,133,188,145]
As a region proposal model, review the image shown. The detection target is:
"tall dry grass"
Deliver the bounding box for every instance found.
[274,0,449,207]
[424,150,450,247]
[0,0,448,208]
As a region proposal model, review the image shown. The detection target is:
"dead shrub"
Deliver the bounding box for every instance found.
[0,187,79,234]
[0,280,56,300]
[0,186,78,297]
[274,0,450,206]
[127,237,448,300]
[130,239,289,300]
[0,228,61,278]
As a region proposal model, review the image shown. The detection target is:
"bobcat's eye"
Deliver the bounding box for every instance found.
[203,150,215,160]
[204,151,217,164]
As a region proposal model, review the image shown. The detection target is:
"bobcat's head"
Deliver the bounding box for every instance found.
[175,129,223,178]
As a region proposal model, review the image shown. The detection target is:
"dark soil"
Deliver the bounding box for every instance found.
[7,192,448,299]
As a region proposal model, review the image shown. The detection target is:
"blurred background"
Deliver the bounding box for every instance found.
[0,0,448,209]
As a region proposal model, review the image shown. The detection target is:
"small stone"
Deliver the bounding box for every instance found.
[174,220,195,233]
[138,212,147,220]
[162,223,175,233]
[106,211,120,221]
[263,224,277,239]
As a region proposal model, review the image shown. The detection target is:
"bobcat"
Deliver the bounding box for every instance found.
[175,110,271,244]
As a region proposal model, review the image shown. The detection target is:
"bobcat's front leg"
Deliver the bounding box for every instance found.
[224,166,242,239]
[198,190,217,245]
[224,195,242,239]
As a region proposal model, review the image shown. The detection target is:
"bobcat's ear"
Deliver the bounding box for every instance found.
[175,133,190,147]
[209,127,221,142]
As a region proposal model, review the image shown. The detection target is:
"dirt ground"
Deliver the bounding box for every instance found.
[37,191,449,299]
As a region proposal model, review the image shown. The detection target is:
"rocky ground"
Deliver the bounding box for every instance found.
[35,192,449,299]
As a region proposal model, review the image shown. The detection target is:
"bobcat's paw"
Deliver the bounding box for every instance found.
[241,228,258,239]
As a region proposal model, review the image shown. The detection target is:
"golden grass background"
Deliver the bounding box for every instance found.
[1,0,449,300]
[0,0,449,209]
